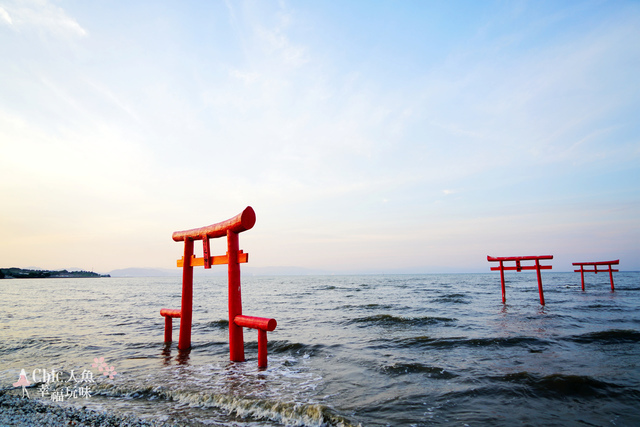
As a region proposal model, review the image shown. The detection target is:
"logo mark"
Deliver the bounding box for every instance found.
[13,369,31,398]
[92,357,117,379]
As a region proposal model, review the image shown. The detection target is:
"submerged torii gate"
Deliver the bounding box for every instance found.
[572,260,619,292]
[487,255,553,305]
[160,206,277,368]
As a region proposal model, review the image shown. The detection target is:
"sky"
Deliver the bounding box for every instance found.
[1,0,639,274]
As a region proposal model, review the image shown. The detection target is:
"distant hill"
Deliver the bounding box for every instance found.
[0,268,110,279]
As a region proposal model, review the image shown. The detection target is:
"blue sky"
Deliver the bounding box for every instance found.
[1,0,638,273]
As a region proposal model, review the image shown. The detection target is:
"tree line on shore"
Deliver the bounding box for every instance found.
[0,268,110,279]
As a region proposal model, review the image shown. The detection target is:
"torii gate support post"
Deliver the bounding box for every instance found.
[179,238,194,350]
[535,258,544,306]
[487,255,553,305]
[572,260,619,291]
[227,230,244,362]
[498,260,506,303]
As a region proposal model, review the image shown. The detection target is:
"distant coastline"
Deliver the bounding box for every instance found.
[0,267,110,279]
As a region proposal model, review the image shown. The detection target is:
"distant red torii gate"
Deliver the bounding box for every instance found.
[572,260,619,292]
[160,206,277,368]
[487,255,553,305]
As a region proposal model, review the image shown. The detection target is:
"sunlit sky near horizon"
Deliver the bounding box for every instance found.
[1,0,639,274]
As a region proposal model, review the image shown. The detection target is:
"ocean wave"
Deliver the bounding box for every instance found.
[0,340,34,355]
[122,341,165,350]
[0,337,79,355]
[378,362,457,379]
[91,383,359,427]
[268,341,330,356]
[198,319,229,330]
[568,329,640,344]
[372,335,550,350]
[438,372,638,403]
[488,372,631,399]
[348,314,456,327]
[339,303,397,311]
[432,293,470,304]
[316,285,337,291]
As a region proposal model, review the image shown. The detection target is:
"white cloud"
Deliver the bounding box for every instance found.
[0,6,12,25]
[229,68,260,86]
[256,25,309,67]
[1,0,86,37]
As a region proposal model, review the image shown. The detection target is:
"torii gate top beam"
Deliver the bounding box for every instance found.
[172,206,256,242]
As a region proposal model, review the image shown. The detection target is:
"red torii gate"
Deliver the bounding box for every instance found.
[160,206,277,368]
[572,260,619,292]
[487,255,553,305]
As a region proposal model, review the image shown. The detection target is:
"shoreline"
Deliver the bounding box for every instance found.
[0,391,171,427]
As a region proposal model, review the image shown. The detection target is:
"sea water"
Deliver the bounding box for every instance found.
[1,273,639,426]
